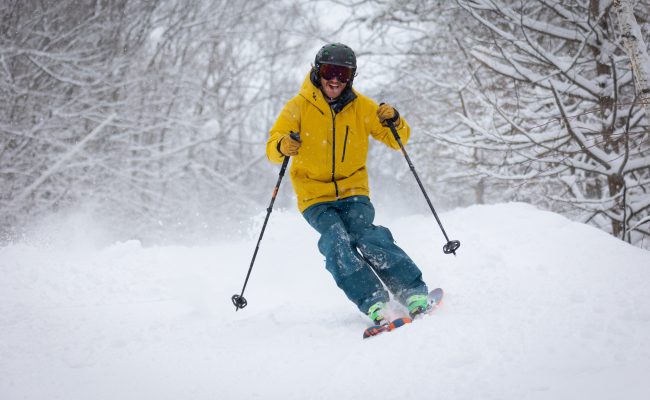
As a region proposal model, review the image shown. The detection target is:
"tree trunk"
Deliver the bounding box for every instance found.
[614,0,650,120]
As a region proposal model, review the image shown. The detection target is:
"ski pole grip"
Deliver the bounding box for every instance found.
[278,132,300,176]
[379,103,401,142]
[289,131,301,142]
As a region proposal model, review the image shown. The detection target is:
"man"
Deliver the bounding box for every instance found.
[266,43,429,325]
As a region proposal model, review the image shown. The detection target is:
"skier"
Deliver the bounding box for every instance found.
[266,43,430,325]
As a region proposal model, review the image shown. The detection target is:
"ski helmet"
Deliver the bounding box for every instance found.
[311,43,357,87]
[314,43,357,70]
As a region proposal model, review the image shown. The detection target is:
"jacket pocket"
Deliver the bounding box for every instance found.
[341,125,349,162]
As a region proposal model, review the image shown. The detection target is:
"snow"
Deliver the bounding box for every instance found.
[1,202,649,400]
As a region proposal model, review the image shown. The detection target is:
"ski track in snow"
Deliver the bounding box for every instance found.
[1,203,649,400]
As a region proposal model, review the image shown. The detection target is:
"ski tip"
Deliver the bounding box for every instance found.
[362,317,413,339]
[363,324,389,339]
[430,287,444,304]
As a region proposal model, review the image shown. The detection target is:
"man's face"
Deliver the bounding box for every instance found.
[318,64,354,101]
[320,76,347,100]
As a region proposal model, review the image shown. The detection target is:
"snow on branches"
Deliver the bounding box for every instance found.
[456,0,650,246]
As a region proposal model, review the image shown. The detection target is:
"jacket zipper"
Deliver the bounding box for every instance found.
[341,126,349,162]
[329,108,339,198]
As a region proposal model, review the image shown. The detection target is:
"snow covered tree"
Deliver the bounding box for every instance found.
[0,0,155,240]
[454,0,650,247]
[0,0,318,243]
[614,0,650,119]
[336,1,496,211]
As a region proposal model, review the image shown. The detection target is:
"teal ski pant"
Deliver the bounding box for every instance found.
[302,196,428,314]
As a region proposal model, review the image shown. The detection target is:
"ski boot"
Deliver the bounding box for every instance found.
[367,301,387,325]
[407,288,445,319]
[407,294,430,319]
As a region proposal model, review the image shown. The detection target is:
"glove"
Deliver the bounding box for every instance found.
[277,132,301,156]
[377,103,402,128]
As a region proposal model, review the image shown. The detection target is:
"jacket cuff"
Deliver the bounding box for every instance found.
[276,138,286,157]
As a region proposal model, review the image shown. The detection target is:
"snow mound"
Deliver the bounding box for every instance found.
[1,203,649,399]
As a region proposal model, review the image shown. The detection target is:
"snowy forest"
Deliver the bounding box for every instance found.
[1,0,649,249]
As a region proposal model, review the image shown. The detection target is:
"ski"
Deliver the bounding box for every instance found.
[362,288,444,339]
[363,317,412,339]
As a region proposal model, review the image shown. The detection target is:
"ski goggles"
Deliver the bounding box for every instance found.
[319,64,354,83]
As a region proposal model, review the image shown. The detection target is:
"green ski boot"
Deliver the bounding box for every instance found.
[367,302,386,325]
[406,294,430,318]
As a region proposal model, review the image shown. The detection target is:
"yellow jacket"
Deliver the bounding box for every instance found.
[266,74,411,212]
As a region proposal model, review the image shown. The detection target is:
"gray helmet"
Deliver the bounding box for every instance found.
[311,43,357,87]
[314,43,357,70]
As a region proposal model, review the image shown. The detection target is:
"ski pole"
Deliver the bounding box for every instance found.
[384,116,460,255]
[232,132,300,311]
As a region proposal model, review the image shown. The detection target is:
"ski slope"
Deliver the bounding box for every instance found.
[1,203,649,400]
